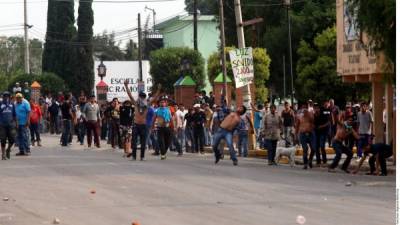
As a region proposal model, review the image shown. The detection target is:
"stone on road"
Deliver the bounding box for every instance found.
[0,135,394,225]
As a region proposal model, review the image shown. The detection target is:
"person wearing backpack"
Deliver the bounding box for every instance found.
[0,92,17,160]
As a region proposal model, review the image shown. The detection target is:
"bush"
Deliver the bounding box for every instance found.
[6,72,68,95]
[149,47,205,94]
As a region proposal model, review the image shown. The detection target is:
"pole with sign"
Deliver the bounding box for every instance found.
[229,47,254,88]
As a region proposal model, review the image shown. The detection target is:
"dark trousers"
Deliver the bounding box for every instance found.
[185,126,194,152]
[77,122,86,144]
[101,120,108,140]
[170,131,182,154]
[61,120,71,146]
[132,124,147,159]
[110,120,121,148]
[299,132,316,165]
[49,116,59,134]
[369,148,393,175]
[193,126,204,153]
[315,131,328,164]
[330,140,352,170]
[29,122,41,142]
[264,139,278,162]
[86,121,100,147]
[157,127,171,156]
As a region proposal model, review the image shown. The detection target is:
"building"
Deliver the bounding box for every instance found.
[336,0,395,152]
[154,14,220,91]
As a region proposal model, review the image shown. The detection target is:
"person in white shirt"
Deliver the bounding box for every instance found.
[175,104,186,153]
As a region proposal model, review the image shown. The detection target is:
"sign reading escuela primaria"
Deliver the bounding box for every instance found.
[229,47,254,88]
[94,61,153,101]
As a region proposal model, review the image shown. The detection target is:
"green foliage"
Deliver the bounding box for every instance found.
[93,32,127,61]
[72,0,95,95]
[149,47,205,94]
[207,47,271,102]
[296,26,370,105]
[6,72,68,95]
[42,0,76,91]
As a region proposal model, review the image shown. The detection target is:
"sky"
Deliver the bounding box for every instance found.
[0,0,186,43]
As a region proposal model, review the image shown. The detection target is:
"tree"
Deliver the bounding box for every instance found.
[184,0,217,15]
[93,32,126,61]
[348,0,395,71]
[73,0,94,95]
[124,40,138,61]
[207,47,271,102]
[42,0,76,85]
[5,72,68,95]
[149,47,205,94]
[296,26,370,106]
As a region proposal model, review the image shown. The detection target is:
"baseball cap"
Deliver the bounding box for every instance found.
[16,93,23,98]
[193,104,201,108]
[2,91,10,97]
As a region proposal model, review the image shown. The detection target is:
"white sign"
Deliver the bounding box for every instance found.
[229,47,254,88]
[94,61,153,102]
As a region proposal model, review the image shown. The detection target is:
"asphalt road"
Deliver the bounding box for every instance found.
[0,134,395,225]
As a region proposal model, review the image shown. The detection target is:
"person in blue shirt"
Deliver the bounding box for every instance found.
[15,93,31,156]
[0,91,17,160]
[253,104,264,149]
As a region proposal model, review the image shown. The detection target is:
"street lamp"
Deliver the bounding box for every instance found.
[97,60,107,81]
[180,59,191,76]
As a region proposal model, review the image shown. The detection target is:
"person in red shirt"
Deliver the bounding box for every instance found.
[29,99,43,146]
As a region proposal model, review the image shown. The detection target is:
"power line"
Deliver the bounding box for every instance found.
[0,0,177,4]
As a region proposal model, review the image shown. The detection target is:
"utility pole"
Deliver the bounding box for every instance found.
[219,0,228,99]
[284,0,294,106]
[234,0,255,150]
[24,0,30,74]
[234,0,251,107]
[283,55,286,99]
[145,6,156,31]
[138,13,143,82]
[193,0,198,51]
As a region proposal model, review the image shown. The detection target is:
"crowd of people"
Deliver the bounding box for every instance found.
[0,80,393,176]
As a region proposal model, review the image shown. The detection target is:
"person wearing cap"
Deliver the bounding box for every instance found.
[191,103,206,154]
[213,105,247,166]
[82,94,101,148]
[15,93,31,156]
[119,99,135,158]
[124,80,161,160]
[13,82,22,94]
[152,96,172,160]
[0,91,17,160]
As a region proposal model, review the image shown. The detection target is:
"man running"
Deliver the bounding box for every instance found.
[295,103,316,169]
[0,92,16,160]
[212,105,246,166]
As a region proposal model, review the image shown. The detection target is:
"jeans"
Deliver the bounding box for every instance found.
[315,131,328,164]
[177,128,185,152]
[330,140,352,170]
[17,125,29,154]
[255,128,263,148]
[283,126,293,146]
[157,127,171,156]
[193,126,205,153]
[170,130,182,154]
[369,147,392,175]
[185,127,194,152]
[264,139,278,162]
[49,116,60,134]
[299,132,316,166]
[358,134,370,157]
[29,122,41,142]
[110,120,121,148]
[204,127,211,146]
[77,122,86,144]
[238,130,249,157]
[61,120,71,146]
[132,124,147,159]
[212,128,237,162]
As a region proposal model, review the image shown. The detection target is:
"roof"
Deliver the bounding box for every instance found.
[96,80,108,87]
[30,81,41,88]
[214,72,232,83]
[174,75,196,86]
[155,14,216,31]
